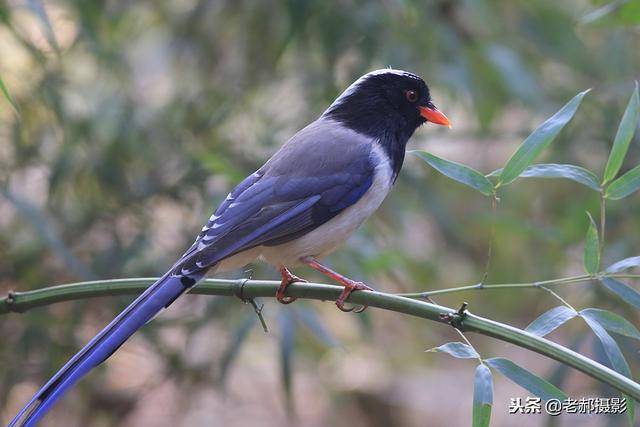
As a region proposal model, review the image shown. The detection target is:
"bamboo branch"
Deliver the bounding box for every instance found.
[400,273,640,299]
[2,278,640,402]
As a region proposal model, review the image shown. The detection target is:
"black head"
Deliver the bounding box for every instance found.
[323,69,450,178]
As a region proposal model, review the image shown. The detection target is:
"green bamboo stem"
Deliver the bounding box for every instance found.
[2,277,640,401]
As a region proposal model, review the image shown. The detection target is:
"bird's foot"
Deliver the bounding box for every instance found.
[276,266,307,304]
[335,280,373,313]
[300,256,372,313]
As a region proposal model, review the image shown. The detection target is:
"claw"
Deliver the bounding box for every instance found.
[276,266,307,305]
[277,295,297,304]
[335,303,368,313]
[300,257,373,314]
[353,305,368,314]
[336,304,356,313]
[335,281,372,313]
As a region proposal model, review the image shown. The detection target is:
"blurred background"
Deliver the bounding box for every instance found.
[1,0,639,426]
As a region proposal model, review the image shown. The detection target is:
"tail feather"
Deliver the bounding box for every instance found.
[9,270,206,427]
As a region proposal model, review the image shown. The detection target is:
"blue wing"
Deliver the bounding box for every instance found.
[10,118,377,426]
[177,120,376,273]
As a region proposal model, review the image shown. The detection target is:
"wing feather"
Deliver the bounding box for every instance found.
[178,120,380,274]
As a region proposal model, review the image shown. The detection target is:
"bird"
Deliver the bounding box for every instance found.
[10,68,450,426]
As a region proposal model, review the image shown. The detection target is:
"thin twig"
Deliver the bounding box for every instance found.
[539,286,578,312]
[453,327,484,365]
[480,195,499,285]
[399,273,640,299]
[600,192,606,252]
[247,299,269,333]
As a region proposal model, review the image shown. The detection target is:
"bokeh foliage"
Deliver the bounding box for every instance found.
[1,0,639,425]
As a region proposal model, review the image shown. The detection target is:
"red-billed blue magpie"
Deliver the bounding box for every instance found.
[10,69,450,426]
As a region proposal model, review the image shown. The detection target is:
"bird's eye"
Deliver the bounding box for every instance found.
[405,90,418,103]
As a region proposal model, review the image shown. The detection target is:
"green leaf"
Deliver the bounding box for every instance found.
[525,306,577,337]
[426,342,480,359]
[489,164,601,191]
[606,256,640,273]
[473,364,493,427]
[518,164,601,190]
[583,212,600,275]
[580,308,640,340]
[605,164,640,200]
[0,75,18,114]
[485,357,568,401]
[604,82,640,184]
[581,312,632,377]
[600,277,640,311]
[498,90,590,186]
[411,151,495,196]
[581,311,635,425]
[580,1,620,24]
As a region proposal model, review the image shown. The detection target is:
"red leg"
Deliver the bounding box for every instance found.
[300,257,372,312]
[276,265,308,304]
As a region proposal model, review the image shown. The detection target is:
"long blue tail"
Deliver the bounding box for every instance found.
[9,270,206,426]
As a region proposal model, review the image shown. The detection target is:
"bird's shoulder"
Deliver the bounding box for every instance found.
[261,117,377,179]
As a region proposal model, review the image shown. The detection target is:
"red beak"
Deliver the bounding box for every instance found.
[419,106,451,128]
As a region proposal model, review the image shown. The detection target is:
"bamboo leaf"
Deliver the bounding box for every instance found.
[525,306,577,337]
[606,256,640,273]
[600,277,640,311]
[583,212,600,275]
[581,311,635,425]
[580,1,622,24]
[489,164,601,190]
[0,75,18,114]
[473,364,493,427]
[604,82,640,184]
[411,151,495,196]
[485,357,568,401]
[581,311,632,377]
[498,90,590,186]
[580,308,640,340]
[605,164,640,200]
[426,342,479,359]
